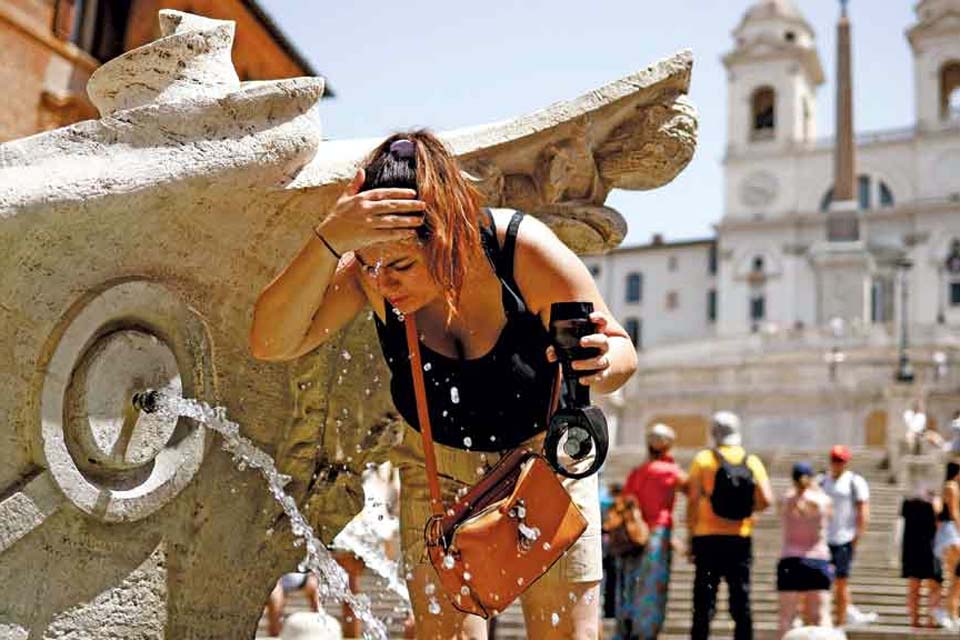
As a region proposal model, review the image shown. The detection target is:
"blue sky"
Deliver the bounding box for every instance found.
[259,1,916,246]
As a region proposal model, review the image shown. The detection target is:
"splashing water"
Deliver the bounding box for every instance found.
[148,390,389,639]
[332,506,409,603]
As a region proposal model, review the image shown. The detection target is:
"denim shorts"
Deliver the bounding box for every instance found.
[829,542,855,579]
[390,425,603,583]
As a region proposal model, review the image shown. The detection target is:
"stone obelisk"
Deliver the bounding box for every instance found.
[810,0,873,326]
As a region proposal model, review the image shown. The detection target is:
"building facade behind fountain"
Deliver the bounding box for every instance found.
[587,0,960,452]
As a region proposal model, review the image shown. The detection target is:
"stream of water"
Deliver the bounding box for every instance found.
[149,389,399,639]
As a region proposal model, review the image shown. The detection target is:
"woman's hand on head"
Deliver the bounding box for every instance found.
[545,310,612,386]
[316,168,427,253]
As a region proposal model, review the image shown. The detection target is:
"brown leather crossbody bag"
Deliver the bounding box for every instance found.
[404,317,588,618]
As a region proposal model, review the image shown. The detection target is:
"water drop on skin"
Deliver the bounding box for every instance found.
[428,599,441,615]
[463,572,471,581]
[443,555,456,570]
[423,362,432,372]
[450,386,460,404]
[551,612,560,627]
[424,583,436,596]
[341,350,351,361]
[463,437,472,448]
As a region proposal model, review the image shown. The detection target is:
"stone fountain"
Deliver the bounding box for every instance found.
[0,10,696,638]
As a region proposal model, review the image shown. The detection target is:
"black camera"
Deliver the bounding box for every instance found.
[543,301,609,479]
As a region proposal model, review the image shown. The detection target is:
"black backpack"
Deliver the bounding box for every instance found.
[709,449,756,521]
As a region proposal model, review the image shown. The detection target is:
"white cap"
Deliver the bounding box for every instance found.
[647,423,676,449]
[711,411,742,446]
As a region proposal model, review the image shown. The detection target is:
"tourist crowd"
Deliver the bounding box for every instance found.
[601,411,960,640]
[263,409,960,639]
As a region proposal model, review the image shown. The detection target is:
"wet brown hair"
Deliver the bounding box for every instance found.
[360,130,484,320]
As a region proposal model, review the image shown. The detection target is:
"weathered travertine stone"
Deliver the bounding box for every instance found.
[0,10,695,637]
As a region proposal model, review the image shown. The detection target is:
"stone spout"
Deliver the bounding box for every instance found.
[0,10,696,638]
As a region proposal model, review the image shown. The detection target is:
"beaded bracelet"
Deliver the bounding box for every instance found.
[313,226,342,260]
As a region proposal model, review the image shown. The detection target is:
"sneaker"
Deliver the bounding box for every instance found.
[845,604,879,626]
[931,608,955,631]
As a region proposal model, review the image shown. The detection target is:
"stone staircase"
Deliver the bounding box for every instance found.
[257,447,954,638]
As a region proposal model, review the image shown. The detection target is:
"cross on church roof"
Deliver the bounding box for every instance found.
[840,0,849,17]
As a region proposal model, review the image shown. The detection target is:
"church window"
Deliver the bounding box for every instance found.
[946,240,960,307]
[870,277,893,323]
[879,181,894,208]
[820,187,835,212]
[785,31,796,43]
[749,295,766,329]
[940,61,960,121]
[858,175,872,210]
[668,255,679,272]
[751,87,776,140]
[708,243,718,275]
[625,272,642,303]
[624,317,641,350]
[707,289,717,323]
[820,175,891,211]
[951,282,960,307]
[752,256,764,273]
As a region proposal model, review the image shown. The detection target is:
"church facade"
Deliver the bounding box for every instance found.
[588,0,960,452]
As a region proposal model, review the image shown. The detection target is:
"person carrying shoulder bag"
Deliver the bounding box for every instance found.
[612,423,686,639]
[250,131,638,639]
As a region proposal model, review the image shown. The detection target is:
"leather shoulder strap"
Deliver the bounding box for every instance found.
[404,316,445,517]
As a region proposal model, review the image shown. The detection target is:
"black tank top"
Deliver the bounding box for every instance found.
[373,210,557,451]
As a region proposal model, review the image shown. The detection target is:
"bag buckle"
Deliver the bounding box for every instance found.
[426,515,448,549]
[507,499,541,552]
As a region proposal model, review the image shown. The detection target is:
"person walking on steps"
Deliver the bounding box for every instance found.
[686,411,773,640]
[821,445,876,627]
[776,462,835,638]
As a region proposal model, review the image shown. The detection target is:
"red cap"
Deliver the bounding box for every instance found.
[829,445,852,462]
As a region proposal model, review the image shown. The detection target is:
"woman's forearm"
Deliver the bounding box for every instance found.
[249,233,340,360]
[595,335,637,395]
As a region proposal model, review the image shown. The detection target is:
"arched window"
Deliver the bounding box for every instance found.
[820,175,894,211]
[940,61,960,121]
[751,87,776,140]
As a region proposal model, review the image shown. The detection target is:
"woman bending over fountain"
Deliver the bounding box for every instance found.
[250,130,637,639]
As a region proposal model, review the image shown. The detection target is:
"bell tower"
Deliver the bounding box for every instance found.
[908,0,960,131]
[723,0,824,154]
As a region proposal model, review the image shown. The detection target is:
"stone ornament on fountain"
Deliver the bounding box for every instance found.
[0,9,697,637]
